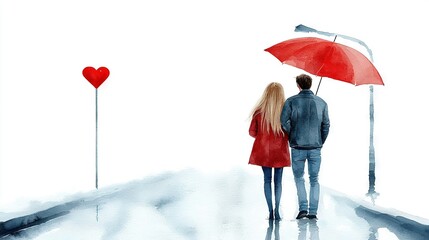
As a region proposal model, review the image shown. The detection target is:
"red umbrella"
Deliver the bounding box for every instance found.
[264,37,384,93]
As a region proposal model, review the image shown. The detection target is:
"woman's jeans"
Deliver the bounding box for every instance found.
[262,167,283,213]
[291,148,322,215]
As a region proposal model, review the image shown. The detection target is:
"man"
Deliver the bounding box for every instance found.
[281,74,330,220]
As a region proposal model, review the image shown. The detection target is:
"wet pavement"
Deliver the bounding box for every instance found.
[1,168,428,240]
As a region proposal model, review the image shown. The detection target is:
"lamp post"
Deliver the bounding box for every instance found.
[294,25,381,202]
[366,85,379,203]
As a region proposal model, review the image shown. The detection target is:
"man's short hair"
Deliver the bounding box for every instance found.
[296,74,312,89]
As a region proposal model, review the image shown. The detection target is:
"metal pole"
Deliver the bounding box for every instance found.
[367,85,379,203]
[95,89,99,221]
[95,88,98,189]
[369,85,375,192]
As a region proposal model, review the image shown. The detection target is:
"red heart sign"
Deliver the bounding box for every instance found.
[82,66,110,89]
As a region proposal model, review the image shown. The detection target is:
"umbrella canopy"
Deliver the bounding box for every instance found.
[264,37,384,86]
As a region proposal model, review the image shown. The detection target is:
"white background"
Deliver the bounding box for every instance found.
[1,0,429,220]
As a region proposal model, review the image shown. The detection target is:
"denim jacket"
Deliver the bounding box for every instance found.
[281,89,330,149]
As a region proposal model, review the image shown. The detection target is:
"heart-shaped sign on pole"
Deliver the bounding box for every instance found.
[82,66,110,190]
[82,66,110,89]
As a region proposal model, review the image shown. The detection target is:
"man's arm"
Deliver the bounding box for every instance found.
[321,104,330,144]
[280,101,291,134]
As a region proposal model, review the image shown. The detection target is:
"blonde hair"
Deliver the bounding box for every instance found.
[250,82,285,136]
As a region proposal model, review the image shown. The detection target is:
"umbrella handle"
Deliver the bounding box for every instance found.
[315,77,323,95]
[315,35,335,96]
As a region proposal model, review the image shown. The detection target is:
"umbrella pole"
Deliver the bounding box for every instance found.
[315,77,323,95]
[315,35,335,96]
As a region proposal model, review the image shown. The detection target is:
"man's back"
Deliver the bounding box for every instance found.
[281,89,330,149]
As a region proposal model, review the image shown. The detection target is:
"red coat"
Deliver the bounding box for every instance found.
[248,113,291,168]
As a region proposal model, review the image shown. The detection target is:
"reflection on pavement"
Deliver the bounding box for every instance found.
[355,205,428,240]
[265,220,280,240]
[264,218,320,240]
[297,219,319,240]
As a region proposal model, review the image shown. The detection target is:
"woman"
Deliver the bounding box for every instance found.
[249,82,291,220]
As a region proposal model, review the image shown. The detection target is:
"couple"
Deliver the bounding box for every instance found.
[248,74,330,220]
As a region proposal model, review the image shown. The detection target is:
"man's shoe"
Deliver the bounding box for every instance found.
[296,210,308,219]
[307,214,318,220]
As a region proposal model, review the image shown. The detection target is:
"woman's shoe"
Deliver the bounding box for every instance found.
[274,209,281,220]
[268,211,274,220]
